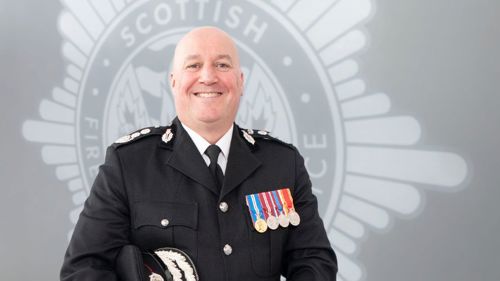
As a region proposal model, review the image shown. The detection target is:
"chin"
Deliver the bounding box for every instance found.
[194,111,221,121]
[196,116,223,125]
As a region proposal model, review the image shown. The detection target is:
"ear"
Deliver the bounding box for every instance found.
[170,73,175,88]
[239,71,244,96]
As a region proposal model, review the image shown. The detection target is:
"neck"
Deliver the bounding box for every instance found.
[182,120,233,144]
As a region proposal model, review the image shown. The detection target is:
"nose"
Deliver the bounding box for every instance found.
[198,65,218,84]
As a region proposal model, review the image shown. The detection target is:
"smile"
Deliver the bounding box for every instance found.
[194,92,222,98]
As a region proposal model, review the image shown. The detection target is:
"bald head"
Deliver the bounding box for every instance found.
[172,26,241,73]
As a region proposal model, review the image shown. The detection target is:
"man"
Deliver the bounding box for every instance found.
[61,26,337,281]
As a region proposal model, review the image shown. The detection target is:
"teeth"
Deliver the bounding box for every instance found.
[196,92,221,97]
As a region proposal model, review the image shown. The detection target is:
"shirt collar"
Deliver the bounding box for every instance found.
[181,123,233,161]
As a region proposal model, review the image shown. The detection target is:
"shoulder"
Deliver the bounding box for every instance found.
[111,125,170,149]
[237,127,296,151]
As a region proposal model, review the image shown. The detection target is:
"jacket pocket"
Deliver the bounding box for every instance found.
[132,201,198,259]
[244,207,283,277]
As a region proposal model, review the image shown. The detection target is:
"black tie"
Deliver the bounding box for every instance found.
[205,145,224,190]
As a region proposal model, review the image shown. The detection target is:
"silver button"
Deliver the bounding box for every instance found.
[219,202,229,213]
[223,244,232,255]
[160,219,169,227]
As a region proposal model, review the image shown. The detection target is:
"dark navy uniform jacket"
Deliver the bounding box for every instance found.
[61,118,337,281]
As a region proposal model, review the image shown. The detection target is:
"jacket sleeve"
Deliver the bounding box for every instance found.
[60,146,131,281]
[283,148,338,281]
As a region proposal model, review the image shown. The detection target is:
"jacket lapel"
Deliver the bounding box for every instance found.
[221,126,261,198]
[163,119,219,195]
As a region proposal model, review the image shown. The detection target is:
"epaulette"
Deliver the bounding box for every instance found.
[112,125,167,147]
[239,128,293,148]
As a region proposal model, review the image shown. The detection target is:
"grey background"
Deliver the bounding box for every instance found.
[1,0,499,280]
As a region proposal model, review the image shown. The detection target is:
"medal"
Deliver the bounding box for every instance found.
[272,190,289,228]
[282,188,301,226]
[245,194,268,233]
[262,192,279,230]
[254,217,268,233]
[278,213,289,227]
[245,188,299,231]
[258,192,278,230]
[288,210,301,226]
[252,194,267,233]
[266,215,279,230]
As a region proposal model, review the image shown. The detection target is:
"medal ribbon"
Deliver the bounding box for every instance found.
[276,189,289,215]
[258,192,271,219]
[271,190,284,215]
[282,188,296,211]
[252,194,265,220]
[247,194,264,220]
[245,195,258,224]
[264,191,278,217]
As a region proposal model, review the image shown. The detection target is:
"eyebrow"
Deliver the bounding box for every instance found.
[183,54,233,63]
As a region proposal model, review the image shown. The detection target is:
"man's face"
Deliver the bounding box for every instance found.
[170,27,244,131]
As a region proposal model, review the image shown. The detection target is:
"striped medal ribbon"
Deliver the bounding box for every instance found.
[245,193,268,233]
[259,192,279,230]
[272,190,289,228]
[282,188,301,226]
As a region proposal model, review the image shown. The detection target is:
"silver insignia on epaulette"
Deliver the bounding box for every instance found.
[242,130,255,145]
[257,130,268,136]
[162,128,173,144]
[115,134,131,143]
[140,128,151,135]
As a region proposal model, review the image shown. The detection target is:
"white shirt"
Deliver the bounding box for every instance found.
[181,123,233,175]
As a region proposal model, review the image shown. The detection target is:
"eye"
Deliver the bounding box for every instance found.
[216,62,231,71]
[185,63,201,71]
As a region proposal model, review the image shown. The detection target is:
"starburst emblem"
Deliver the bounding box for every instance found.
[21,1,468,280]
